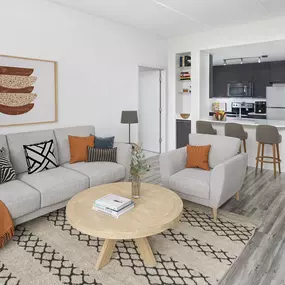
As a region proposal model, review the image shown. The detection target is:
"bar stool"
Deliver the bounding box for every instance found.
[196,121,217,135]
[256,125,282,178]
[225,123,248,153]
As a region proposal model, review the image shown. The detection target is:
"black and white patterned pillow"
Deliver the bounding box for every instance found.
[87,147,117,163]
[0,147,16,184]
[23,140,58,174]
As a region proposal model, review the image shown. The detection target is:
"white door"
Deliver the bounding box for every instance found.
[139,70,161,153]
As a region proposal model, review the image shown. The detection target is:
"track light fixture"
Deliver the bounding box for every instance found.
[222,55,267,65]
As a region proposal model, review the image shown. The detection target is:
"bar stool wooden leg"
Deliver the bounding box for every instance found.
[256,142,261,174]
[243,140,247,153]
[235,192,240,201]
[276,144,281,174]
[273,144,277,178]
[261,143,265,172]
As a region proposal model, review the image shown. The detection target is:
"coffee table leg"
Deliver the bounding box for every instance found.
[135,237,157,267]
[95,239,116,270]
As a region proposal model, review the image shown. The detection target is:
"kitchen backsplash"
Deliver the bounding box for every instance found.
[209,98,266,112]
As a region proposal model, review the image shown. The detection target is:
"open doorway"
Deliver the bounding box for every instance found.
[138,66,166,157]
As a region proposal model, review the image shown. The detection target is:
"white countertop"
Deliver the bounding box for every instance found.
[201,117,285,128]
[247,112,267,116]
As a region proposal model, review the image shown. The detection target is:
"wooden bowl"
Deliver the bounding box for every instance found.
[180,113,190,119]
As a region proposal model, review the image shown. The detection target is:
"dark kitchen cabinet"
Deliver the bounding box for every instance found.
[176,120,191,149]
[270,61,285,83]
[212,64,253,98]
[213,66,230,97]
[252,62,270,98]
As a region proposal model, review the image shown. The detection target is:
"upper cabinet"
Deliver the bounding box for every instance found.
[252,62,270,98]
[270,61,285,83]
[212,61,285,98]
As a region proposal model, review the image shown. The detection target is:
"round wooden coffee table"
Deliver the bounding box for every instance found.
[66,182,183,270]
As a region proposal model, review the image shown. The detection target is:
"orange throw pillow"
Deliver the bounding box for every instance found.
[186,145,211,171]
[68,135,94,164]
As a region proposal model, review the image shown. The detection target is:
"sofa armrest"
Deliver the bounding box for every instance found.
[159,147,187,188]
[210,153,248,208]
[114,143,132,181]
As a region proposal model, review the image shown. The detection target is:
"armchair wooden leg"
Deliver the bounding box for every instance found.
[212,208,218,221]
[235,192,240,201]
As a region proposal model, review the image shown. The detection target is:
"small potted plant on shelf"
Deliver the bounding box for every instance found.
[214,110,226,121]
[130,144,151,198]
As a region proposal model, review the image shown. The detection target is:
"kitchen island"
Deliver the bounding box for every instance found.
[200,117,285,172]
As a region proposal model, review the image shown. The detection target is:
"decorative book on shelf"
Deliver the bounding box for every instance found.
[180,71,191,81]
[179,55,191,67]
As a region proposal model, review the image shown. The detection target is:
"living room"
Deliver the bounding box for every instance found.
[1,0,285,285]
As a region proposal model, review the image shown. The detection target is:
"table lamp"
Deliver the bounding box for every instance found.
[121,111,138,144]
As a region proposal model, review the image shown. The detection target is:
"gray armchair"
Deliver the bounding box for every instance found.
[160,134,248,220]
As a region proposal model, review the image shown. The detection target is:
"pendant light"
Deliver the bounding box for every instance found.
[240,58,243,64]
[223,59,227,66]
[258,57,261,63]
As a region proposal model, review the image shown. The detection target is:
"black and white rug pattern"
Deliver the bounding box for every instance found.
[0,202,257,285]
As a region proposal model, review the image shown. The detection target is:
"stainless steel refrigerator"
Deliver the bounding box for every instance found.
[266,85,285,120]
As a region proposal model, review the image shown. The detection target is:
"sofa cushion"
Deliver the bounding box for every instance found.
[63,162,125,187]
[18,166,89,208]
[54,126,95,165]
[169,168,210,199]
[0,180,40,219]
[6,130,58,174]
[189,134,240,168]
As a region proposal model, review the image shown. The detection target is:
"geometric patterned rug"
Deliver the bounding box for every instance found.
[0,201,258,285]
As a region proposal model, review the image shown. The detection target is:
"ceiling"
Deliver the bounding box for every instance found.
[48,0,285,38]
[207,39,285,66]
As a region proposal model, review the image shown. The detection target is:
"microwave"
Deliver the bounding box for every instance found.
[227,82,253,97]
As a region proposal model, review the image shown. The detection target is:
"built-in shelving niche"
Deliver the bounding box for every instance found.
[176,52,191,119]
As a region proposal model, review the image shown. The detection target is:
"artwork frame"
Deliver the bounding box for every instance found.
[0,54,58,127]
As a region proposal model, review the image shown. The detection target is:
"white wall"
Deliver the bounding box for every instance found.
[0,0,167,143]
[168,16,285,150]
[200,52,210,119]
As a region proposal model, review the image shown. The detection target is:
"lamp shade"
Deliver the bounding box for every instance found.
[121,111,138,124]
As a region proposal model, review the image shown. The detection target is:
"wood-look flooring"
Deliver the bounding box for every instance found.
[144,156,285,285]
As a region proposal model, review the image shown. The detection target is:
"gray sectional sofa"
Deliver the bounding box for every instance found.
[0,125,131,225]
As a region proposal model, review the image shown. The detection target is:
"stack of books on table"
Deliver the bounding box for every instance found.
[93,194,134,218]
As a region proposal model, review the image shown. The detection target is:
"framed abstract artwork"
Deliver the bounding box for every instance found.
[0,54,57,126]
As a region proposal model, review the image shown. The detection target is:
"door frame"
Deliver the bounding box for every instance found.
[138,65,167,154]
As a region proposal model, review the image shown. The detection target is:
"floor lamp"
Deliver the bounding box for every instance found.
[121,111,138,144]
